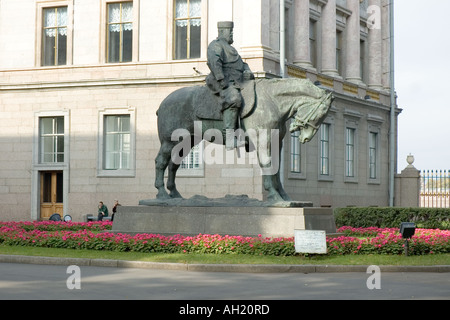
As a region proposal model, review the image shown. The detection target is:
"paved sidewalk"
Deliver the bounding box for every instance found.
[1,254,449,273]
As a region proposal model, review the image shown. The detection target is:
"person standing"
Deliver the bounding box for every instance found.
[111,199,121,222]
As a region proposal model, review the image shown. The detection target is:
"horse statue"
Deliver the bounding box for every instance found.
[154,77,333,202]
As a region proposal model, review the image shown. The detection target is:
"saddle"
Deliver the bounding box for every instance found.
[194,80,256,121]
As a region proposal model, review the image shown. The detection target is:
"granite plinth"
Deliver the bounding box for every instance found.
[138,194,313,208]
[112,196,336,238]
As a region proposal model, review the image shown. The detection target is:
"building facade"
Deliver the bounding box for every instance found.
[0,0,399,221]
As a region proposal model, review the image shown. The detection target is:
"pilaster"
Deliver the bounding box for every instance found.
[293,0,313,69]
[321,0,339,77]
[367,0,383,90]
[345,0,363,84]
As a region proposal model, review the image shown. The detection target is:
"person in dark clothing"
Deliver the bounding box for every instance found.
[97,201,108,221]
[111,199,121,222]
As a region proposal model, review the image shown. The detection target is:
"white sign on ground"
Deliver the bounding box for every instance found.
[294,230,327,254]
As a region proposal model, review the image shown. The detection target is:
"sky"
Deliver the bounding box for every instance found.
[395,0,450,172]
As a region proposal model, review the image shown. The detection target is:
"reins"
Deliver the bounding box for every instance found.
[295,91,333,130]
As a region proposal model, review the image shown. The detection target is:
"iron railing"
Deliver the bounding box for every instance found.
[420,170,450,208]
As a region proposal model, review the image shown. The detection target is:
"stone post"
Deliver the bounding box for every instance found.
[394,154,421,207]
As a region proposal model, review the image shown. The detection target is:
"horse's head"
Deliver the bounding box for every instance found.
[290,91,333,144]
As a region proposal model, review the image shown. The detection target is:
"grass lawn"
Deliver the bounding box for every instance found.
[1,244,449,266]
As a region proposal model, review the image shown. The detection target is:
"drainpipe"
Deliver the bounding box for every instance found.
[280,0,285,186]
[389,0,396,207]
[280,0,286,78]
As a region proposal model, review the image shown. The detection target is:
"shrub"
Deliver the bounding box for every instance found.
[334,207,450,230]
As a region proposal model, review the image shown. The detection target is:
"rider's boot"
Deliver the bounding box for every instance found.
[223,107,245,150]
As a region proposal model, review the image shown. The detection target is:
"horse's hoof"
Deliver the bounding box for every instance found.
[169,190,183,199]
[156,191,171,200]
[267,193,284,203]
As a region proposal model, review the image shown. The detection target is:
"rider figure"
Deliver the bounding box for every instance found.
[206,21,255,150]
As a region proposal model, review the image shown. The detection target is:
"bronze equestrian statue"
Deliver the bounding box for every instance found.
[154,21,333,202]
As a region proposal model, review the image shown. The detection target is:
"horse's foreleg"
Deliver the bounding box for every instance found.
[258,130,285,202]
[167,160,182,198]
[275,173,291,201]
[276,140,291,201]
[263,175,283,202]
[263,172,290,201]
[154,142,172,199]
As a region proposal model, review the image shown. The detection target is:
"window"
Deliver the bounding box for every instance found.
[174,0,201,60]
[336,30,343,75]
[284,5,291,63]
[107,2,133,63]
[42,7,67,66]
[98,108,135,177]
[320,123,330,176]
[104,115,131,170]
[290,131,301,173]
[40,117,65,163]
[369,132,378,179]
[345,128,356,178]
[360,40,366,83]
[181,144,201,169]
[344,114,361,183]
[309,20,317,68]
[177,141,204,177]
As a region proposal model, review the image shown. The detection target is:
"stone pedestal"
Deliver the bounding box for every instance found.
[394,155,421,207]
[111,196,337,238]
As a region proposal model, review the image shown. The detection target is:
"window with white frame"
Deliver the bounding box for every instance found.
[319,123,331,176]
[369,131,378,179]
[104,115,131,170]
[345,127,356,178]
[290,131,301,174]
[98,108,135,177]
[181,144,201,169]
[175,141,204,177]
[40,117,65,163]
[174,0,201,60]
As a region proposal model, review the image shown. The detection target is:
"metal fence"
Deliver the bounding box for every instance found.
[420,170,450,208]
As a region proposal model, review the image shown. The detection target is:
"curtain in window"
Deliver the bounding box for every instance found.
[176,0,201,27]
[104,115,131,170]
[107,2,133,62]
[44,7,67,37]
[108,2,133,32]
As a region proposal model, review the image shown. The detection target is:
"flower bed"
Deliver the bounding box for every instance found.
[329,226,450,255]
[0,221,449,256]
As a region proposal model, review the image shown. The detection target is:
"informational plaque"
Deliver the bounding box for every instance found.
[294,230,327,254]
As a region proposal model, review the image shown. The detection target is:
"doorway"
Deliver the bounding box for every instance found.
[40,171,64,220]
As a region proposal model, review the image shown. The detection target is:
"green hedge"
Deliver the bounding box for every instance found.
[334,207,450,230]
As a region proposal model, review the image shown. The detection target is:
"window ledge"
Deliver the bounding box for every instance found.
[97,169,136,178]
